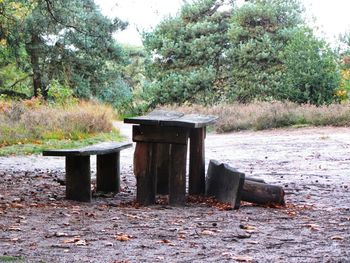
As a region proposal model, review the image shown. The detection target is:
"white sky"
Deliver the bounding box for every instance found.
[95,0,350,46]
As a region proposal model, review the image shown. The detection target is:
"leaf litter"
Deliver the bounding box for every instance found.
[0,126,350,262]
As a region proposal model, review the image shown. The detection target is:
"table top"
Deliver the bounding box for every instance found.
[124,110,218,128]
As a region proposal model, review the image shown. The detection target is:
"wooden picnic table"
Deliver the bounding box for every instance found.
[124,110,218,206]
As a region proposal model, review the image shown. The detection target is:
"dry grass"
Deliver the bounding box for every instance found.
[0,99,117,147]
[161,101,350,133]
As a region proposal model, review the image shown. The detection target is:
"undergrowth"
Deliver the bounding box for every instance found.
[0,98,122,155]
[162,101,350,133]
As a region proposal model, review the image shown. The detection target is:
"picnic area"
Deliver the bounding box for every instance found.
[1,0,350,262]
[0,123,349,262]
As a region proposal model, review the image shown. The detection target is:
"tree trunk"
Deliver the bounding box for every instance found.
[27,33,42,98]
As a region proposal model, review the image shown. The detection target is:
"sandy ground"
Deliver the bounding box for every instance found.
[0,124,349,262]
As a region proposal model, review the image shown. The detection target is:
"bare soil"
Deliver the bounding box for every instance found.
[0,125,349,263]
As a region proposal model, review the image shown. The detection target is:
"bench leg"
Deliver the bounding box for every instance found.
[134,142,157,205]
[189,127,206,195]
[169,143,187,206]
[65,156,91,202]
[96,152,120,193]
[156,143,170,194]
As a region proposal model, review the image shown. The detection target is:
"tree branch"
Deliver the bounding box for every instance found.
[44,0,86,35]
[6,74,31,90]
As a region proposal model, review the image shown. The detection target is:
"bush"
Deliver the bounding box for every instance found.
[0,99,116,147]
[162,101,350,133]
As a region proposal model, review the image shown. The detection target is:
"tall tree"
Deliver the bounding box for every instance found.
[143,0,233,106]
[227,0,304,102]
[24,0,128,99]
[281,29,339,104]
[227,0,339,104]
[1,0,129,102]
[0,0,33,97]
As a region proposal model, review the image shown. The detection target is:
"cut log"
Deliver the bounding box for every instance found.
[205,160,245,209]
[206,160,285,208]
[242,180,285,206]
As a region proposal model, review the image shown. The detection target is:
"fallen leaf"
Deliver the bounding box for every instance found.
[63,237,80,244]
[331,236,344,240]
[304,223,320,231]
[202,230,215,235]
[239,225,257,231]
[116,234,130,242]
[287,211,297,216]
[10,203,24,209]
[158,239,175,246]
[54,232,68,237]
[8,226,21,231]
[125,214,142,220]
[159,239,171,244]
[178,234,186,239]
[75,239,87,246]
[233,255,253,262]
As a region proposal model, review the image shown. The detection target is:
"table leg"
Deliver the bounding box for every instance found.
[134,142,157,205]
[65,156,91,202]
[189,127,206,195]
[169,143,187,206]
[96,152,120,193]
[156,143,170,194]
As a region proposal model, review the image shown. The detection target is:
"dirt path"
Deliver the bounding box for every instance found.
[0,126,349,262]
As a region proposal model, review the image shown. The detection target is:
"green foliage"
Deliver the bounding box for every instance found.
[1,0,133,113]
[47,80,75,105]
[281,29,339,104]
[336,32,350,102]
[0,1,32,96]
[227,0,303,102]
[23,0,128,99]
[143,0,340,107]
[0,255,24,262]
[143,0,233,106]
[97,77,133,112]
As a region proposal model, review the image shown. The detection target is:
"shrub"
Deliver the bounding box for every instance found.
[161,101,350,133]
[0,99,116,147]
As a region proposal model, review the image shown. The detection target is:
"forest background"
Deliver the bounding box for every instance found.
[1,0,350,154]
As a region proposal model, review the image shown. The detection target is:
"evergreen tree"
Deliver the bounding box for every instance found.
[281,29,339,104]
[25,0,128,99]
[0,0,33,98]
[227,0,339,104]
[143,0,233,106]
[227,0,304,102]
[1,0,130,105]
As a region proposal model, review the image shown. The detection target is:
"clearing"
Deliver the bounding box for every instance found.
[0,125,349,262]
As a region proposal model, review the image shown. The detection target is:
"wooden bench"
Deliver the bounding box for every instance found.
[43,142,132,202]
[124,110,218,206]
